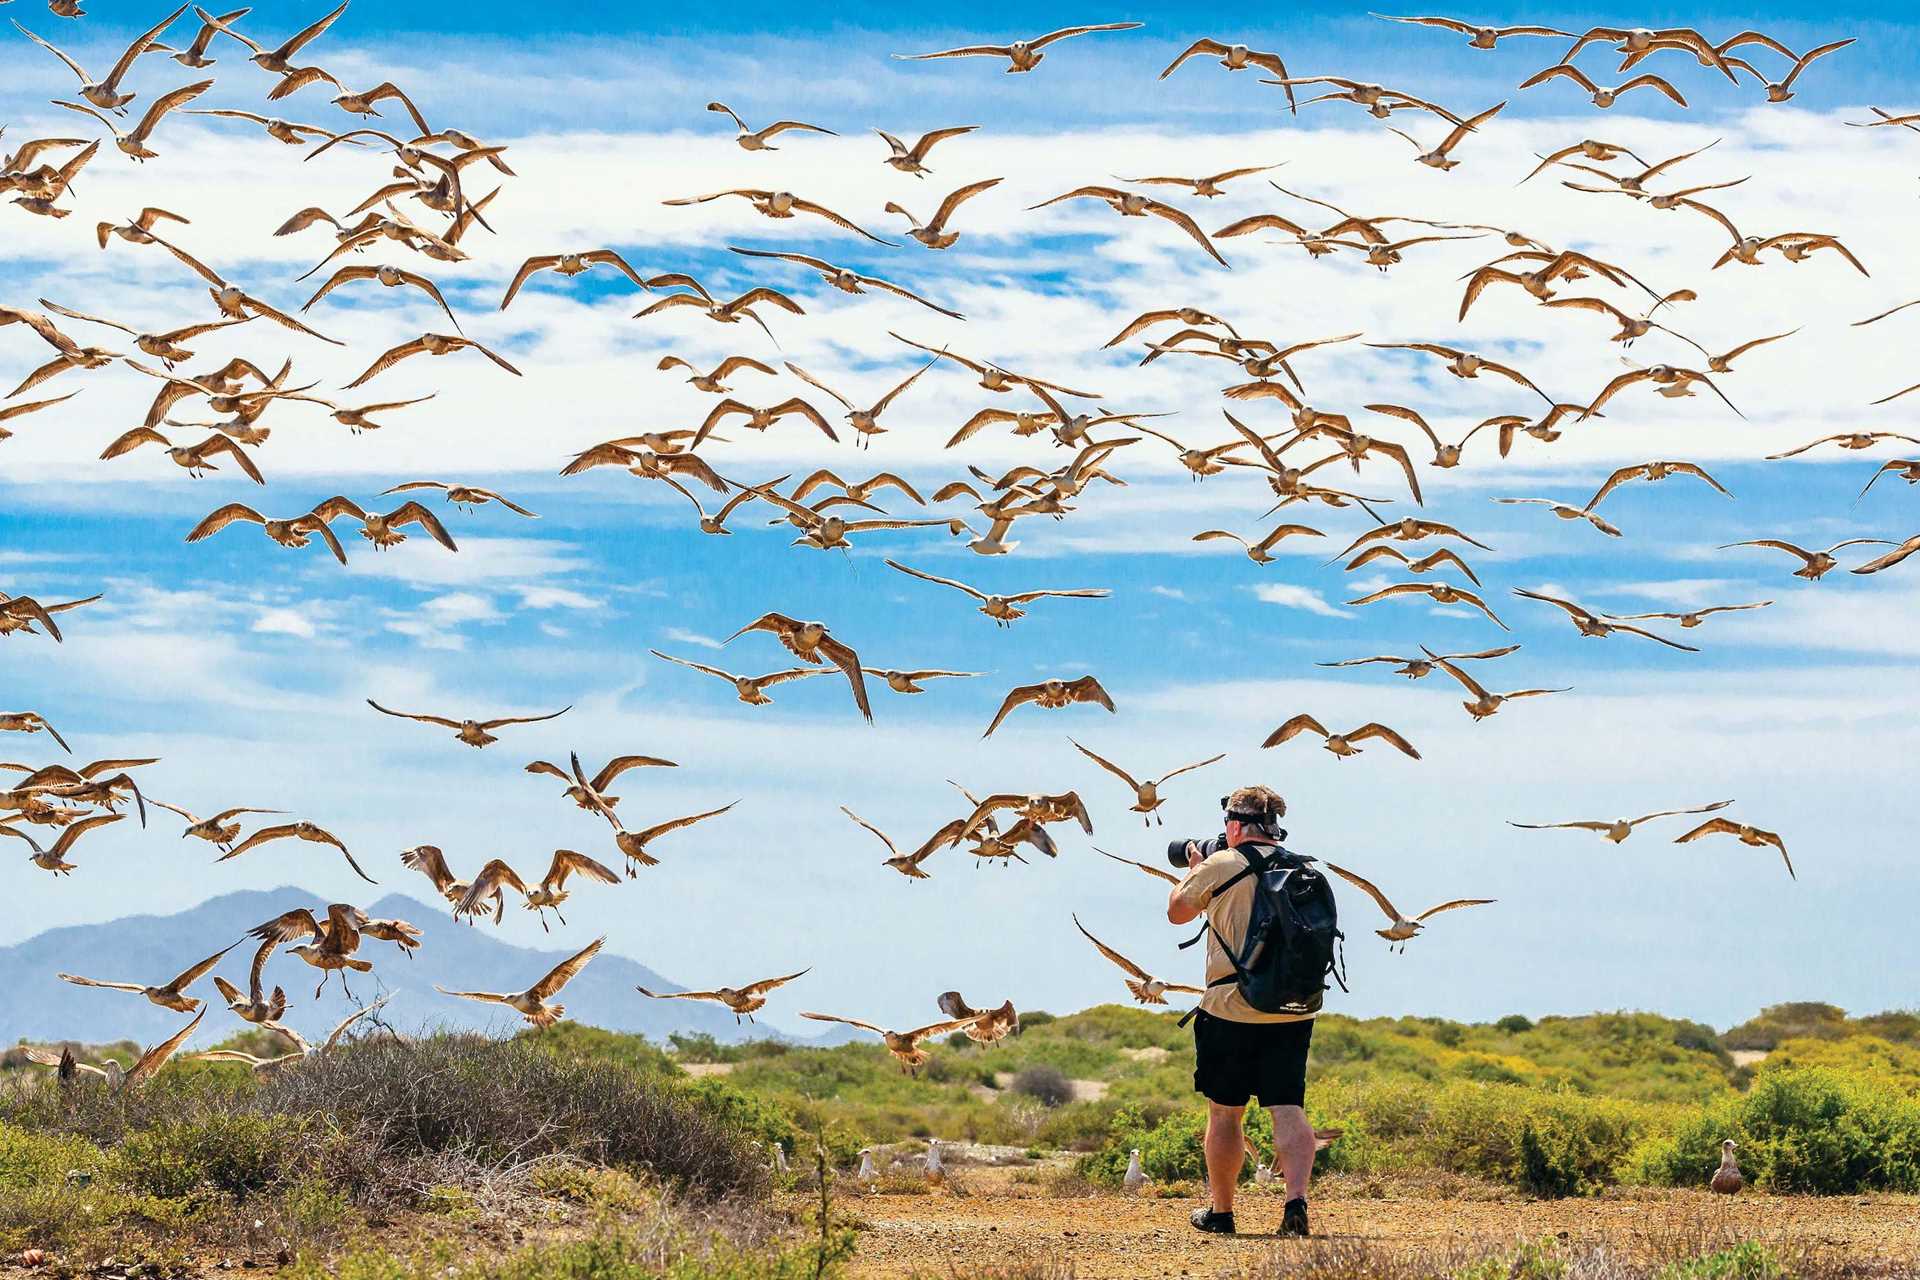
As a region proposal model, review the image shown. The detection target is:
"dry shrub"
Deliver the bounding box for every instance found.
[255,1032,768,1198]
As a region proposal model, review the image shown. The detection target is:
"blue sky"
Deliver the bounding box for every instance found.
[3,2,1918,1041]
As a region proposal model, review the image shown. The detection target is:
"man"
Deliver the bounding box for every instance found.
[1166,784,1316,1238]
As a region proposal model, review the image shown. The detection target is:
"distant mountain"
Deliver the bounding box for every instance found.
[0,888,792,1047]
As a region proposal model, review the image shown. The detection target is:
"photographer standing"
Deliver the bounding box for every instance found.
[1166,785,1321,1238]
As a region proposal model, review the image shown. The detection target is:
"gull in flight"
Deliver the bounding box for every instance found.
[1265,715,1420,760]
[0,710,70,753]
[220,820,377,884]
[1512,589,1699,651]
[874,124,978,176]
[150,799,283,850]
[499,250,647,309]
[799,1010,983,1074]
[1316,644,1519,681]
[728,247,963,317]
[58,942,236,1013]
[1324,863,1494,951]
[437,936,605,1029]
[705,101,836,151]
[1192,524,1325,564]
[1074,914,1203,1005]
[841,805,963,881]
[1071,740,1225,825]
[725,614,872,721]
[938,991,1019,1043]
[1511,800,1734,844]
[524,750,677,814]
[1,811,121,875]
[24,1008,204,1090]
[1717,539,1893,582]
[650,650,825,706]
[883,177,1004,250]
[1028,186,1230,268]
[1674,818,1794,879]
[983,676,1115,738]
[884,560,1109,626]
[607,803,738,874]
[365,699,570,748]
[1094,847,1180,885]
[1423,650,1569,721]
[12,6,186,111]
[892,23,1143,74]
[637,968,811,1022]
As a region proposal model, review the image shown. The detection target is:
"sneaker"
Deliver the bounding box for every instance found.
[1280,1197,1310,1238]
[1190,1206,1236,1235]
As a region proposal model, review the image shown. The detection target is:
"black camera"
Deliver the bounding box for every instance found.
[1166,833,1228,869]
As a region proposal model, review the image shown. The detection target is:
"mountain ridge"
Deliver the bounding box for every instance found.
[0,887,819,1046]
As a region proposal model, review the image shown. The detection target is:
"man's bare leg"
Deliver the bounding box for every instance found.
[1203,1102,1247,1214]
[1268,1104,1316,1202]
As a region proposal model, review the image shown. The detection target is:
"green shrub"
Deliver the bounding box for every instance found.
[1033,1101,1118,1151]
[1420,1082,1651,1196]
[287,1215,855,1280]
[1657,1242,1786,1280]
[114,1113,315,1199]
[1451,1237,1568,1280]
[682,1076,797,1152]
[524,1023,681,1076]
[530,1161,653,1212]
[1080,1104,1276,1185]
[1720,1003,1851,1052]
[0,1120,109,1190]
[1630,1066,1920,1194]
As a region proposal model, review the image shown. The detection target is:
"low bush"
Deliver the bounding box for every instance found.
[287,1213,855,1280]
[1419,1081,1653,1197]
[1656,1243,1787,1280]
[1630,1066,1920,1194]
[257,1034,766,1197]
[1032,1100,1119,1151]
[1010,1065,1073,1107]
[114,1112,320,1199]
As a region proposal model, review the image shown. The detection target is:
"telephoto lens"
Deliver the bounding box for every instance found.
[1165,833,1227,869]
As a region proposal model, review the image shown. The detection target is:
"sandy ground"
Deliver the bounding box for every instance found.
[825,1168,1920,1279]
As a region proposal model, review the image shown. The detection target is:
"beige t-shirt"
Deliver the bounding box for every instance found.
[1171,843,1315,1024]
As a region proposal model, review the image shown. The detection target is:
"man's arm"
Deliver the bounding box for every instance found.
[1166,841,1206,925]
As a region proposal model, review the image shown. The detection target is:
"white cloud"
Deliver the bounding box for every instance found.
[517,585,601,610]
[341,538,588,587]
[420,592,503,625]
[384,617,467,650]
[1250,583,1347,618]
[251,608,318,639]
[659,626,724,649]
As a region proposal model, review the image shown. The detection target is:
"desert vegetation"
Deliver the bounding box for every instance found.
[0,1030,845,1277]
[4,1002,1916,1276]
[649,1002,1920,1199]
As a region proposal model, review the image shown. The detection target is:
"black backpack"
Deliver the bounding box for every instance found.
[1178,844,1345,1024]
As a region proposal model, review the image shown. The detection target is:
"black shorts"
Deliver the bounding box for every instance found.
[1191,1010,1314,1109]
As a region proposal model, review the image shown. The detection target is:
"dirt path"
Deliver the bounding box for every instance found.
[828,1171,1920,1278]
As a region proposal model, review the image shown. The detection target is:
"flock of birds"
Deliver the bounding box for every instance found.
[2,4,1913,1104]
